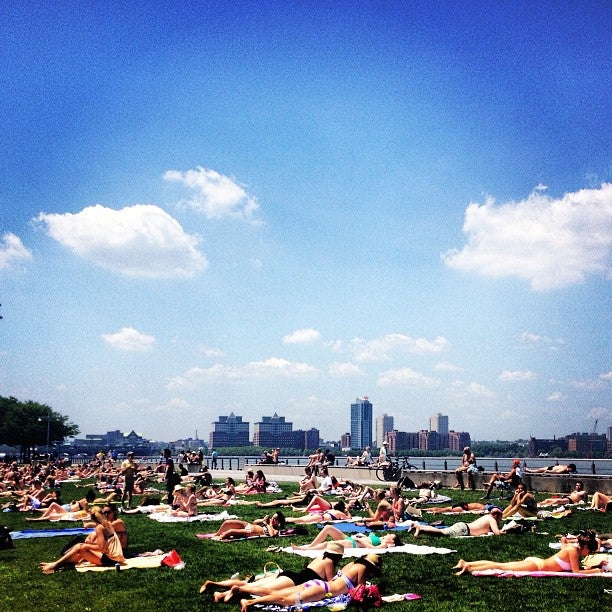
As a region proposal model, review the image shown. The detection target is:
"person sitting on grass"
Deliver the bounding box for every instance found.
[170,484,198,517]
[198,478,236,506]
[538,482,588,507]
[200,541,345,602]
[290,523,399,551]
[453,529,602,575]
[413,506,505,538]
[213,512,286,540]
[501,483,538,519]
[39,507,125,573]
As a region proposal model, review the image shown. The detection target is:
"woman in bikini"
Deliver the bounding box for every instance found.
[199,478,236,506]
[291,523,399,550]
[213,512,285,540]
[27,490,96,521]
[453,530,601,575]
[240,554,382,612]
[201,541,344,602]
[39,507,125,573]
[285,499,351,524]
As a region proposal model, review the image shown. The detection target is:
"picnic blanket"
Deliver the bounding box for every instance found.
[278,543,456,557]
[471,569,612,578]
[10,527,94,540]
[75,553,168,572]
[148,510,236,522]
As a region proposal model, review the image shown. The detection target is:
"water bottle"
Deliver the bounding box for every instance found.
[115,562,121,572]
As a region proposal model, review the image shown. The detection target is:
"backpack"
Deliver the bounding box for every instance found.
[0,525,14,550]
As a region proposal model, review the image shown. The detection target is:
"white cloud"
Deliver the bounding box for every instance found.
[36,204,206,278]
[0,232,32,270]
[600,371,612,381]
[547,391,566,402]
[164,167,259,222]
[451,380,496,398]
[442,183,612,291]
[199,346,227,358]
[377,367,440,388]
[520,332,565,350]
[167,358,318,390]
[102,327,155,352]
[570,377,606,391]
[350,333,449,362]
[434,361,463,372]
[283,328,321,345]
[499,370,536,381]
[328,362,365,377]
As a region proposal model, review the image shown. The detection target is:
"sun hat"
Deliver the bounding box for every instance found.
[173,484,184,492]
[325,542,344,555]
[360,553,382,573]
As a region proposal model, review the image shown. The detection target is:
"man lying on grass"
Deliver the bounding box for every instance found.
[413,506,504,538]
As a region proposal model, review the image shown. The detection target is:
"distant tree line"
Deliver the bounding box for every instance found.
[0,396,79,462]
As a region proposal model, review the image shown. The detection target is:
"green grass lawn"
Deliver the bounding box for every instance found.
[1,480,610,611]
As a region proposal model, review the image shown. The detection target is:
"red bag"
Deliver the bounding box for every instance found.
[349,583,382,608]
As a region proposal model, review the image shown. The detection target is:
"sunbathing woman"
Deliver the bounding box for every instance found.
[213,512,286,540]
[199,478,236,506]
[453,530,601,575]
[291,523,399,551]
[201,541,345,602]
[27,490,96,521]
[240,554,382,612]
[170,485,198,517]
[285,498,351,524]
[254,490,314,509]
[427,502,487,515]
[40,507,125,573]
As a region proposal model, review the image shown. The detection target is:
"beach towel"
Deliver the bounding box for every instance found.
[148,510,236,522]
[471,569,612,578]
[323,520,420,533]
[195,528,303,541]
[75,553,169,572]
[10,527,94,540]
[278,543,456,558]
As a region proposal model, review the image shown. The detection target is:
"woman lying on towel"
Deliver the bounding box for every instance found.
[27,490,96,521]
[291,524,399,551]
[40,507,125,573]
[213,512,286,540]
[285,496,351,524]
[453,530,602,575]
[200,541,344,602]
[240,554,382,612]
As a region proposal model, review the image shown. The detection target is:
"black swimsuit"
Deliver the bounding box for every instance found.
[278,567,321,585]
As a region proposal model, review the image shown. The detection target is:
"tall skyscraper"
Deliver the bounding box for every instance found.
[350,396,373,450]
[429,413,449,435]
[375,413,394,447]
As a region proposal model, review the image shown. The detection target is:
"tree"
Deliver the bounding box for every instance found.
[0,396,79,462]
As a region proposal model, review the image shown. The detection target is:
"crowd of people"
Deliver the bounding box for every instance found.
[2,450,610,609]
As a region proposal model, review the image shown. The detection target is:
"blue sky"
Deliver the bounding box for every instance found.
[0,1,610,443]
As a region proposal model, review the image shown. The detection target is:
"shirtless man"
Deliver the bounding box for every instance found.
[538,482,588,507]
[120,452,138,509]
[413,506,504,537]
[525,463,576,474]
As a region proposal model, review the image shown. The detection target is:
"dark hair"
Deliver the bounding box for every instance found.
[85,490,96,503]
[104,503,117,517]
[577,530,598,554]
[333,500,346,512]
[567,464,577,473]
[323,552,343,564]
[274,511,286,528]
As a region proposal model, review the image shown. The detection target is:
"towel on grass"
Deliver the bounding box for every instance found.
[324,520,419,533]
[10,527,94,540]
[75,553,168,572]
[195,528,302,541]
[148,510,236,522]
[471,569,612,578]
[279,543,456,557]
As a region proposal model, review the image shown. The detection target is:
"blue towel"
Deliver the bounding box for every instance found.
[10,527,94,540]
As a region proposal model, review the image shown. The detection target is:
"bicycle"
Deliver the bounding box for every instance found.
[375,456,418,483]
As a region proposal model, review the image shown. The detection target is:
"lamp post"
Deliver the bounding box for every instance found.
[38,414,51,454]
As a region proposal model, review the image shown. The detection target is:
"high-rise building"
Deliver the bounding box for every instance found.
[253,413,294,448]
[375,414,394,447]
[350,396,373,450]
[429,413,449,434]
[209,413,250,448]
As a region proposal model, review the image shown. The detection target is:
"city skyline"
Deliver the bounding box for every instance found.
[1,3,610,443]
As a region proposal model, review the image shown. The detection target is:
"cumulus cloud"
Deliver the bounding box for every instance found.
[377,367,440,388]
[36,204,206,278]
[283,328,321,345]
[164,167,259,221]
[499,370,536,381]
[442,183,612,291]
[328,362,365,377]
[102,327,155,352]
[600,371,612,381]
[350,333,449,362]
[0,232,32,270]
[167,358,318,390]
[547,391,566,402]
[451,380,496,399]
